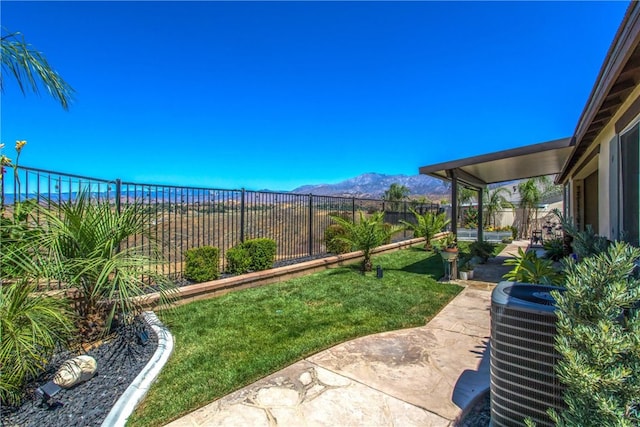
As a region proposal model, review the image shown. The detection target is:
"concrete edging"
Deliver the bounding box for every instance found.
[101,311,174,427]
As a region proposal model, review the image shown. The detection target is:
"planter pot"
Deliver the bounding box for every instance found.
[440,250,458,261]
[459,269,474,280]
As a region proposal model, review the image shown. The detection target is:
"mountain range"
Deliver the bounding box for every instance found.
[290,173,450,199]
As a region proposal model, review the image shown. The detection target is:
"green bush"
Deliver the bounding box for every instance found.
[226,239,277,274]
[226,246,251,274]
[184,246,220,282]
[399,208,450,250]
[549,242,640,426]
[510,225,518,240]
[324,224,351,254]
[502,247,563,285]
[542,238,565,262]
[243,238,277,271]
[469,240,496,263]
[1,282,75,405]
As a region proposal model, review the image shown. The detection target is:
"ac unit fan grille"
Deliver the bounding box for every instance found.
[490,283,566,427]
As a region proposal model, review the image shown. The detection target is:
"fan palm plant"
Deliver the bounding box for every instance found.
[0,281,75,405]
[399,208,450,249]
[483,187,513,228]
[16,191,177,341]
[517,176,557,238]
[329,211,401,271]
[457,186,476,226]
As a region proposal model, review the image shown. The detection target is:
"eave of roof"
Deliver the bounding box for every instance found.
[419,137,573,189]
[557,1,640,183]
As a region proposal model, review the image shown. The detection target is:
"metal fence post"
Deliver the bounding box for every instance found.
[352,197,356,221]
[240,188,246,243]
[308,194,313,256]
[115,179,122,214]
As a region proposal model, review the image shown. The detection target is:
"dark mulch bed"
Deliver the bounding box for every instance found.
[456,391,491,426]
[1,320,158,427]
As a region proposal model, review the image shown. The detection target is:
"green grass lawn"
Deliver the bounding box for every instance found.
[128,246,463,427]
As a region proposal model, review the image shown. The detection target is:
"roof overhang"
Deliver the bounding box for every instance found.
[418,137,574,189]
[558,2,640,183]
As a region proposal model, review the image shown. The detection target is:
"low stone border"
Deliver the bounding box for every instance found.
[142,236,438,307]
[101,311,174,427]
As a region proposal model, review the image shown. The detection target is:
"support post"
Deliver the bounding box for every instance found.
[477,188,484,242]
[451,172,458,236]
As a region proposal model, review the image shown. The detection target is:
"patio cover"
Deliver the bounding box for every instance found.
[418,137,574,190]
[418,136,574,239]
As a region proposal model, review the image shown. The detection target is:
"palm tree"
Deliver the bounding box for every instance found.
[517,176,556,238]
[14,191,176,341]
[399,209,450,249]
[383,183,410,212]
[457,186,476,227]
[329,211,401,271]
[1,29,74,109]
[483,187,513,228]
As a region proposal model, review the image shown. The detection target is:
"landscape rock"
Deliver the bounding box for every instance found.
[53,355,97,389]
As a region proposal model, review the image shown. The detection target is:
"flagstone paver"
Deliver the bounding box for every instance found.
[164,241,531,427]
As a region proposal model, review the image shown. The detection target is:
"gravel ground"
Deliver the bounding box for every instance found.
[457,391,491,426]
[1,320,158,427]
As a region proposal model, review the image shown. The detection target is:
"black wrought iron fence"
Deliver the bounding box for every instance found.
[1,165,439,284]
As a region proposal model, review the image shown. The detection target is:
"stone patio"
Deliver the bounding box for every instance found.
[164,241,530,427]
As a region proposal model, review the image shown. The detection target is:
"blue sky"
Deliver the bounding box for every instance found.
[0,1,630,191]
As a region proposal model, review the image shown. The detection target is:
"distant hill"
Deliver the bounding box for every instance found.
[291,173,450,199]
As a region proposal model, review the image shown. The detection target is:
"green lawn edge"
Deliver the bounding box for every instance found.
[128,245,464,427]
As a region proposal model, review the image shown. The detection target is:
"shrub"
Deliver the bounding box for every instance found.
[0,282,75,405]
[502,247,563,285]
[501,237,513,244]
[184,246,220,282]
[549,242,640,426]
[542,238,565,262]
[463,206,478,228]
[15,191,177,341]
[399,208,450,249]
[324,224,351,254]
[329,211,402,271]
[243,238,277,271]
[469,240,496,263]
[510,225,518,240]
[226,246,251,274]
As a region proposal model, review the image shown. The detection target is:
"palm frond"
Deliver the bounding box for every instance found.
[1,30,75,110]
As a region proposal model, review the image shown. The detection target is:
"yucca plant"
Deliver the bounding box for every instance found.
[0,281,75,405]
[329,211,401,271]
[399,208,450,249]
[17,191,177,341]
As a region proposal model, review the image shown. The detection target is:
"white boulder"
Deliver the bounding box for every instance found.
[53,355,97,388]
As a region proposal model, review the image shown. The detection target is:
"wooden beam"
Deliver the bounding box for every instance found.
[599,96,623,111]
[609,78,636,97]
